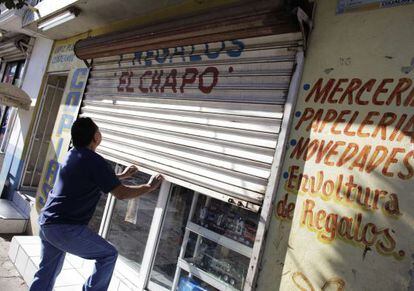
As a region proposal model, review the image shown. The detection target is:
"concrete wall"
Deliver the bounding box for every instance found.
[0,36,53,198]
[257,1,414,290]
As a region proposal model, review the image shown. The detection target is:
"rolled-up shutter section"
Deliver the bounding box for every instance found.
[81,32,302,211]
[0,36,30,61]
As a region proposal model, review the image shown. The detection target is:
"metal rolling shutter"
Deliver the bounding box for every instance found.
[81,32,302,211]
[0,36,30,61]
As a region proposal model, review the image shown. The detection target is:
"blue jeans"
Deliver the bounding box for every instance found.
[29,224,118,291]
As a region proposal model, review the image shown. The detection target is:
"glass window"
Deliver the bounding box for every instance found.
[88,193,108,234]
[88,160,118,235]
[148,187,259,290]
[0,60,25,151]
[106,167,160,274]
[0,106,11,148]
[192,195,259,248]
[185,195,259,290]
[0,62,23,153]
[184,236,250,290]
[2,62,18,84]
[149,185,195,289]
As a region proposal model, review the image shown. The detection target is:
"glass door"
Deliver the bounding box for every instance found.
[105,171,160,274]
[90,161,162,286]
[148,185,195,290]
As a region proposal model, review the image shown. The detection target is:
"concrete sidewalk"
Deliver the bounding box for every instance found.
[0,234,28,291]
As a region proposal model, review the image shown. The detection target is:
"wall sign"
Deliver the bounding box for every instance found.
[337,0,414,14]
[48,43,76,72]
[279,76,413,259]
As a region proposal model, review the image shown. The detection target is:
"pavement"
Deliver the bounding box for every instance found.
[0,234,28,291]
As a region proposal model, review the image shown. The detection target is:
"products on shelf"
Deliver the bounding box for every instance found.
[179,196,258,291]
[177,277,209,291]
[188,239,246,290]
[196,203,257,247]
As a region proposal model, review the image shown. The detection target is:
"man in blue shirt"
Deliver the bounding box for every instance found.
[30,117,163,291]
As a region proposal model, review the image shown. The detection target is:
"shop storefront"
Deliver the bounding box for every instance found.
[0,35,31,168]
[8,0,414,290]
[66,3,306,290]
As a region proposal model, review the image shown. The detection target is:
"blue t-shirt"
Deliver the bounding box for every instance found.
[39,147,121,225]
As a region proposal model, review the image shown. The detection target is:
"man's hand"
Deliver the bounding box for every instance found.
[147,174,163,191]
[118,165,139,179]
[112,173,164,200]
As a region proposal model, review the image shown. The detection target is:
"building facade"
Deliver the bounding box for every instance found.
[0,1,53,233]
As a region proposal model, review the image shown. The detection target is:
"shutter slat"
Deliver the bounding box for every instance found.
[101,131,271,179]
[83,115,277,163]
[85,90,288,104]
[91,53,297,71]
[90,61,295,78]
[82,111,279,151]
[82,104,281,133]
[83,98,284,118]
[97,146,265,204]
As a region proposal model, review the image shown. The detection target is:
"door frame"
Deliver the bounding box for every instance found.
[19,72,69,193]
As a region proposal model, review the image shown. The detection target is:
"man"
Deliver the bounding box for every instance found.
[30,117,163,291]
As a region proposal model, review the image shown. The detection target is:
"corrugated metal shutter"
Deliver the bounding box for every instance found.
[0,36,29,61]
[81,32,302,211]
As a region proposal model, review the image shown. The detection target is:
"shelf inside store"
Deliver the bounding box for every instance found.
[186,221,252,258]
[178,258,240,291]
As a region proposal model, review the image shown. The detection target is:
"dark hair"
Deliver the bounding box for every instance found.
[71,117,98,148]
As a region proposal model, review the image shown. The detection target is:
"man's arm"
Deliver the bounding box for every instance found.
[111,174,163,200]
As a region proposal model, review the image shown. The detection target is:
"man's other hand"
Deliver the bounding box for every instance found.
[148,174,163,191]
[118,165,139,179]
[112,173,164,200]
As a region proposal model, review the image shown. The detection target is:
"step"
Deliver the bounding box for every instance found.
[9,236,137,290]
[0,199,28,234]
[14,191,35,217]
